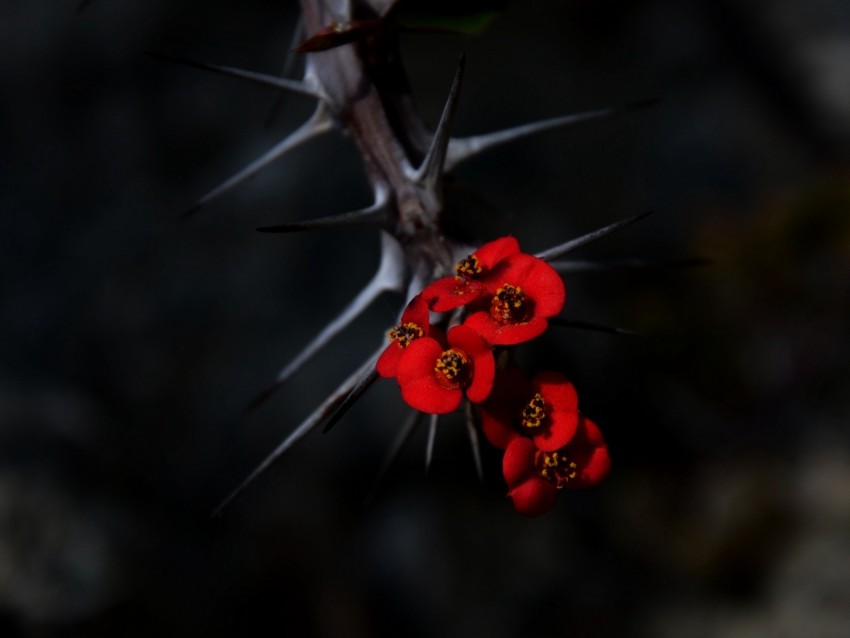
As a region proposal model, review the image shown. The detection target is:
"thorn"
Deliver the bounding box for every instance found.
[244,232,405,413]
[145,51,322,99]
[464,401,484,484]
[549,317,640,336]
[446,98,659,170]
[535,211,654,262]
[214,346,382,517]
[425,414,439,474]
[414,54,466,188]
[183,104,332,219]
[265,15,306,128]
[550,257,711,274]
[256,208,385,233]
[257,188,389,233]
[323,369,379,434]
[363,411,424,506]
[243,278,383,413]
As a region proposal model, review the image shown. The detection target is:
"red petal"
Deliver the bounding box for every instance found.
[574,445,611,488]
[508,478,558,517]
[533,371,578,412]
[422,277,483,312]
[530,371,579,450]
[473,236,520,270]
[488,254,565,317]
[481,411,517,449]
[520,258,566,317]
[396,338,442,381]
[399,374,462,414]
[463,311,548,346]
[502,437,537,487]
[567,417,611,488]
[480,368,531,449]
[396,338,461,414]
[447,325,494,403]
[401,293,431,328]
[533,409,578,451]
[376,294,433,379]
[376,343,403,378]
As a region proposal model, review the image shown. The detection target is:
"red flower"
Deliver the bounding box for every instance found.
[422,236,520,312]
[502,416,611,517]
[481,369,579,451]
[395,324,495,414]
[376,294,436,379]
[463,253,565,345]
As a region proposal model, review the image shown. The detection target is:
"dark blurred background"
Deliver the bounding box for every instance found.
[2,1,850,636]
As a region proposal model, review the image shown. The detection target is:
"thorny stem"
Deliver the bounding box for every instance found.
[298,0,458,282]
[205,0,658,511]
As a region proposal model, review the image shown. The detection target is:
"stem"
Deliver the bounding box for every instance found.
[297,0,457,279]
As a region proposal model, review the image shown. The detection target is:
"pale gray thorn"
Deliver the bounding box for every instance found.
[256,206,385,233]
[213,345,383,517]
[464,401,484,484]
[185,104,333,218]
[549,317,640,336]
[363,410,424,506]
[322,369,379,434]
[551,257,710,274]
[535,211,654,262]
[265,14,306,128]
[147,51,322,99]
[257,185,390,233]
[425,414,439,473]
[412,54,466,188]
[445,99,657,171]
[244,232,406,412]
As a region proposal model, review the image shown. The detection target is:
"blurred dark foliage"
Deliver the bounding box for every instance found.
[2,1,849,636]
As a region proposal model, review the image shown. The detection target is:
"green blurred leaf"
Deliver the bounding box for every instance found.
[392,0,508,34]
[397,10,500,34]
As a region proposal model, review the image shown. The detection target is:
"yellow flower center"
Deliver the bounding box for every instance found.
[434,348,472,389]
[520,393,547,431]
[388,322,424,348]
[536,451,577,490]
[454,254,482,280]
[490,284,531,324]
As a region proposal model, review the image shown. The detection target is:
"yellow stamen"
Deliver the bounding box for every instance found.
[520,393,546,430]
[454,254,482,280]
[536,451,578,489]
[490,284,530,324]
[388,322,424,348]
[434,348,471,389]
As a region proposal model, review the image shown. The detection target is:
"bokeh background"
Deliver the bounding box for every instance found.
[2,1,850,636]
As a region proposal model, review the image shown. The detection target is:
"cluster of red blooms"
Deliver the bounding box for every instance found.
[376,237,611,516]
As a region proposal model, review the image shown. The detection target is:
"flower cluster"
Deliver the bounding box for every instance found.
[377,237,610,516]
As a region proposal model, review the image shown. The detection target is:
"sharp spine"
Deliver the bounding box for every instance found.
[446,98,659,170]
[322,369,379,434]
[549,317,640,336]
[184,104,333,218]
[425,414,439,473]
[412,55,466,189]
[535,211,653,261]
[213,345,383,517]
[257,186,390,233]
[464,401,484,484]
[244,232,405,413]
[147,51,322,99]
[551,257,710,274]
